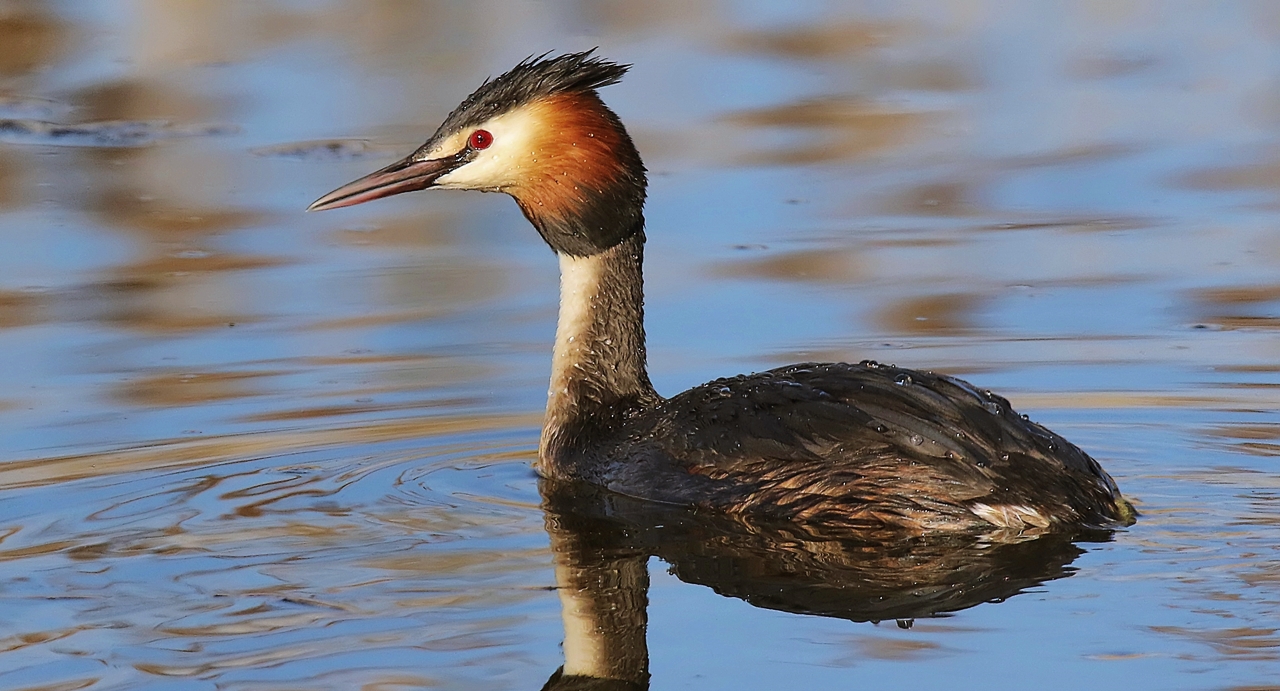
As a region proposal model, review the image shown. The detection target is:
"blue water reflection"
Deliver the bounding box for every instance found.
[1,1,1280,688]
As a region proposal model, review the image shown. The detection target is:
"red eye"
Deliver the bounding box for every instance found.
[469,129,493,150]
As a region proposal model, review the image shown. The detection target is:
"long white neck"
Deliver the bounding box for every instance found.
[538,234,656,473]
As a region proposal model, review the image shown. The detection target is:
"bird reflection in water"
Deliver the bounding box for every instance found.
[538,479,1108,689]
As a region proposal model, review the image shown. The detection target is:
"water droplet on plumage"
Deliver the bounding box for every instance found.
[894,374,913,386]
[860,360,880,369]
[983,402,1002,415]
[910,434,924,446]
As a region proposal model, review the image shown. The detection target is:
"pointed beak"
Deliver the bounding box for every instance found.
[307,152,463,212]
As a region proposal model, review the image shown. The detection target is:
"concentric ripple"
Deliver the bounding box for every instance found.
[0,420,555,690]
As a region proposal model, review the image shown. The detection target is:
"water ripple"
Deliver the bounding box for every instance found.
[0,422,548,689]
[0,119,235,148]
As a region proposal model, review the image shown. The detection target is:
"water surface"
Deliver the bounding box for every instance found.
[2,2,1280,689]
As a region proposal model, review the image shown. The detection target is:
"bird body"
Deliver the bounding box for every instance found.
[310,51,1134,534]
[563,361,1125,532]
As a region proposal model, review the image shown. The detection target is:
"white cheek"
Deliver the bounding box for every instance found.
[435,150,518,189]
[426,104,548,190]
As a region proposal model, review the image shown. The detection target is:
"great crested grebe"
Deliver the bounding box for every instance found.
[310,50,1134,534]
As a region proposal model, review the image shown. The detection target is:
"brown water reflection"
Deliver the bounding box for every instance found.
[0,6,66,78]
[97,252,282,332]
[875,293,985,335]
[712,248,864,284]
[726,96,930,165]
[1189,284,1280,331]
[727,21,895,60]
[0,148,20,208]
[0,414,535,489]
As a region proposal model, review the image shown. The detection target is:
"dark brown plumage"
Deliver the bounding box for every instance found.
[577,362,1126,532]
[310,50,1134,535]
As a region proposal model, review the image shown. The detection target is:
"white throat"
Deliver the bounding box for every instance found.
[537,236,654,474]
[548,252,602,405]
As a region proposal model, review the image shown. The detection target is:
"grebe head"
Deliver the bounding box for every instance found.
[309,50,647,256]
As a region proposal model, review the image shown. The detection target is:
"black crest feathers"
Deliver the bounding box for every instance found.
[430,49,630,142]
